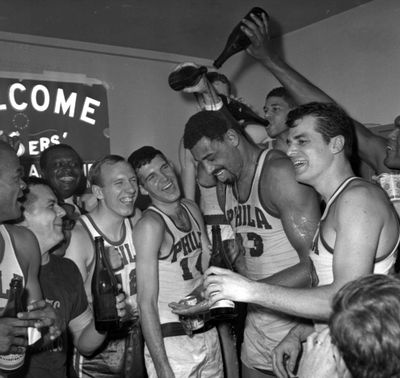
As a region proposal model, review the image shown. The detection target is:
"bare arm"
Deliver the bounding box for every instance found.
[133,213,175,378]
[242,12,389,173]
[204,185,385,320]
[259,154,320,287]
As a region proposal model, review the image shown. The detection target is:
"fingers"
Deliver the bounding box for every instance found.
[26,299,47,312]
[272,350,289,378]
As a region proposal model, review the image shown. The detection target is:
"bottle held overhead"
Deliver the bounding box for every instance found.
[214,7,269,68]
[168,64,208,91]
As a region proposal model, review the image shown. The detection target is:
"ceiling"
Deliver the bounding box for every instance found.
[0,0,374,60]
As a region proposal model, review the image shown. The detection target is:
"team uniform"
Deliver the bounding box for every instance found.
[22,255,89,378]
[144,199,223,378]
[72,214,138,378]
[311,176,400,285]
[224,149,300,372]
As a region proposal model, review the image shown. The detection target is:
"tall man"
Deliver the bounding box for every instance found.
[0,141,60,364]
[129,146,224,378]
[17,178,125,378]
[201,103,400,376]
[64,155,141,377]
[183,109,321,377]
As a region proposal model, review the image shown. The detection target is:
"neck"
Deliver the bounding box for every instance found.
[90,205,125,241]
[237,142,262,184]
[314,162,354,202]
[151,198,182,216]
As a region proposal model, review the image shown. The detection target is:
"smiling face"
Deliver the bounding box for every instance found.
[95,161,137,218]
[23,184,66,254]
[137,155,181,205]
[190,134,241,184]
[42,147,83,200]
[0,148,26,222]
[384,128,400,170]
[287,115,334,186]
[263,96,293,138]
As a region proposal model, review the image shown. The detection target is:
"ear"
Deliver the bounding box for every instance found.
[330,135,345,154]
[139,185,148,196]
[224,129,240,147]
[91,184,104,200]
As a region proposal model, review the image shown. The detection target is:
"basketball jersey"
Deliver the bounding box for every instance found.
[311,176,400,286]
[79,214,138,319]
[146,200,205,324]
[0,225,24,308]
[224,149,300,370]
[225,149,300,280]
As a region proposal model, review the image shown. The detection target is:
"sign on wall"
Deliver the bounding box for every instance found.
[0,74,110,177]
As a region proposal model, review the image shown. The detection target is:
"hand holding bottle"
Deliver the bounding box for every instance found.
[240,11,276,64]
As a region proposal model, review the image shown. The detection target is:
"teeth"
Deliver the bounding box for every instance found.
[163,182,172,190]
[121,198,133,204]
[59,177,74,182]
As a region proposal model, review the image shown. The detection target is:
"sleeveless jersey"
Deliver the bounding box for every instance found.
[78,214,138,319]
[146,200,205,324]
[224,149,300,371]
[311,177,400,286]
[0,225,24,307]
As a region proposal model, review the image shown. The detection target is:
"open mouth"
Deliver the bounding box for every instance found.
[291,159,307,169]
[59,176,76,183]
[120,197,134,204]
[162,182,173,191]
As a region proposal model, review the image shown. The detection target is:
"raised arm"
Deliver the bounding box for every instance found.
[242,12,389,173]
[133,213,175,378]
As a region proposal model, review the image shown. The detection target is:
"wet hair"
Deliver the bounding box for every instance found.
[206,72,232,96]
[39,144,83,171]
[183,109,242,150]
[128,146,167,173]
[286,102,355,159]
[88,155,126,187]
[330,274,400,378]
[266,87,296,108]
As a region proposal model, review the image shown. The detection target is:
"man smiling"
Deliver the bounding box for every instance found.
[65,155,141,377]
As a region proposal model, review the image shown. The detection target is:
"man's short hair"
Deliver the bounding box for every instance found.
[39,144,83,171]
[128,146,167,174]
[20,177,49,212]
[183,109,242,150]
[206,72,232,96]
[286,102,355,159]
[266,87,296,108]
[329,274,400,378]
[88,155,125,187]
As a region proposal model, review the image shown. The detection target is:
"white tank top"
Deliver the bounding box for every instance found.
[79,215,138,319]
[146,200,205,324]
[311,177,400,286]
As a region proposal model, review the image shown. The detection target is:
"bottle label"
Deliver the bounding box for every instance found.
[0,352,25,371]
[210,299,235,310]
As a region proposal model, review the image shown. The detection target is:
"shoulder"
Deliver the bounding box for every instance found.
[9,225,40,262]
[262,149,295,177]
[65,220,93,259]
[134,208,165,234]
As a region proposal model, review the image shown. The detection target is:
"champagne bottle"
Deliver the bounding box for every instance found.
[91,236,119,332]
[213,7,269,68]
[209,225,236,319]
[168,64,208,91]
[0,277,25,371]
[220,95,269,127]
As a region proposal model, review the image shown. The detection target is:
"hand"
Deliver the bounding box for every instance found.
[272,329,303,378]
[297,329,339,378]
[203,266,253,304]
[240,12,275,63]
[0,317,31,355]
[20,300,63,341]
[108,246,123,270]
[168,298,210,316]
[116,291,127,319]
